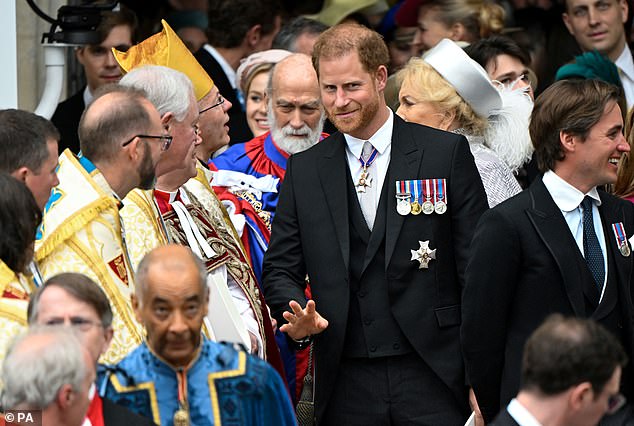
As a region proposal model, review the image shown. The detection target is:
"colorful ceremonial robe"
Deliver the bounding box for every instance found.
[209,132,328,226]
[0,260,32,364]
[100,340,297,426]
[121,182,285,379]
[188,162,270,284]
[35,150,143,363]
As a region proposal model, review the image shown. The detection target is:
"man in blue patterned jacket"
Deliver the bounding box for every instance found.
[100,244,296,426]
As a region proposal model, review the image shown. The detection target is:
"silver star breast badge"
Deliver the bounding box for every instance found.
[410,240,436,269]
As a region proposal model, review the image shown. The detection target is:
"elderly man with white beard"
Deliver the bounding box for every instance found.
[210,53,327,225]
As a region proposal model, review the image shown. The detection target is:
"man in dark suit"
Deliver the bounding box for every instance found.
[194,0,281,145]
[490,315,627,426]
[462,79,634,424]
[27,273,154,426]
[51,9,136,154]
[262,24,488,425]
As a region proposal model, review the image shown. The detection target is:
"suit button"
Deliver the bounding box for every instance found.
[358,291,366,298]
[393,343,400,350]
[370,346,377,352]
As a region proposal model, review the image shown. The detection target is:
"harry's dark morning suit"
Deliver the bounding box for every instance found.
[194,47,253,144]
[262,115,489,424]
[462,178,634,422]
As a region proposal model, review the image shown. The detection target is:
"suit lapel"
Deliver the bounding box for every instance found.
[526,179,586,316]
[598,193,633,307]
[385,117,424,269]
[318,133,351,272]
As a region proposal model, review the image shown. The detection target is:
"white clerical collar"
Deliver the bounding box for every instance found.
[344,107,394,159]
[615,44,634,81]
[203,44,237,89]
[83,86,94,108]
[542,170,601,212]
[507,398,543,426]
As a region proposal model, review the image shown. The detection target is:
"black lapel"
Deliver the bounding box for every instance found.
[318,133,351,273]
[385,117,424,269]
[598,192,633,308]
[526,179,585,316]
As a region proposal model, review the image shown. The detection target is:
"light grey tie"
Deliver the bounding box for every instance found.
[359,141,377,229]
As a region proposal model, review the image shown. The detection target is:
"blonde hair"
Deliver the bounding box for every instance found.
[426,0,505,41]
[614,106,634,198]
[398,57,487,135]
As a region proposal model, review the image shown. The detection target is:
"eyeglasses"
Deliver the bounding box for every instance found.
[606,393,626,415]
[44,317,104,332]
[199,95,225,115]
[122,134,173,151]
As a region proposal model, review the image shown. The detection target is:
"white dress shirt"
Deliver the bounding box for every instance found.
[344,108,394,211]
[542,171,608,300]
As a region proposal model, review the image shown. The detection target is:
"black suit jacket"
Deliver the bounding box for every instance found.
[489,408,520,426]
[262,115,489,423]
[51,89,85,154]
[102,397,156,425]
[194,46,253,144]
[462,178,634,422]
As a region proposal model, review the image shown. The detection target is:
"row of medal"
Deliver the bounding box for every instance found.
[396,179,447,216]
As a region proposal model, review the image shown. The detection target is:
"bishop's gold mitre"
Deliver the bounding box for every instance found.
[113,19,214,101]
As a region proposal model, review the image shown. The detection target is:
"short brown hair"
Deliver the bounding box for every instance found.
[529,79,621,173]
[28,273,113,328]
[312,24,389,77]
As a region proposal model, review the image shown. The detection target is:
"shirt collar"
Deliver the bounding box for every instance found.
[615,44,634,81]
[507,398,543,426]
[83,86,94,107]
[344,107,394,159]
[203,44,237,89]
[542,170,601,212]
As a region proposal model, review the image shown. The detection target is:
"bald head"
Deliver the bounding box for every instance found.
[79,84,156,164]
[135,244,207,302]
[269,53,319,96]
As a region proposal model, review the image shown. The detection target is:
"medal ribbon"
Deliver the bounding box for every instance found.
[436,179,445,202]
[612,222,627,248]
[358,147,379,170]
[398,180,406,195]
[177,368,189,413]
[413,180,420,201]
[405,180,411,201]
[424,180,431,201]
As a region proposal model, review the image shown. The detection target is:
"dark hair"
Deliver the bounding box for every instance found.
[312,24,389,77]
[521,314,627,395]
[206,0,281,48]
[272,16,328,52]
[78,84,151,163]
[94,7,138,45]
[28,273,113,328]
[464,35,531,71]
[530,79,621,173]
[0,109,59,174]
[0,173,41,273]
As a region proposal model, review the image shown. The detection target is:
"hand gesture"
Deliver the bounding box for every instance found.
[280,299,328,340]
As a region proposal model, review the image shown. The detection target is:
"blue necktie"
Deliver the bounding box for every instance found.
[581,196,605,292]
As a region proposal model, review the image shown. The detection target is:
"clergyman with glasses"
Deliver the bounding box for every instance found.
[26,272,154,426]
[34,84,168,364]
[113,24,285,376]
